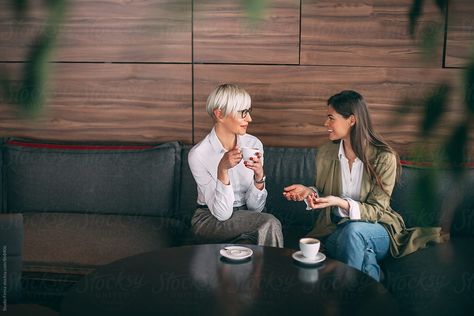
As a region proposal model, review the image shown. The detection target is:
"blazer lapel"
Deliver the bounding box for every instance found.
[359,145,378,200]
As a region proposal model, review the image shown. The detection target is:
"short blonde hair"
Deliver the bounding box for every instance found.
[206,84,251,119]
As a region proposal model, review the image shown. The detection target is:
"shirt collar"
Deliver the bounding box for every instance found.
[209,127,243,153]
[338,140,360,163]
[338,140,346,161]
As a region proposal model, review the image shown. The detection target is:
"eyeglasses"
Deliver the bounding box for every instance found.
[238,108,252,119]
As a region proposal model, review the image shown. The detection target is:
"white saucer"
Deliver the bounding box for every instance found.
[292,251,326,265]
[220,246,253,261]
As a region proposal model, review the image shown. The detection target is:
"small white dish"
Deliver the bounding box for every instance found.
[292,251,326,265]
[220,246,253,261]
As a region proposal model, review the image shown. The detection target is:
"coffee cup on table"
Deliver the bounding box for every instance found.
[241,147,260,162]
[299,238,320,258]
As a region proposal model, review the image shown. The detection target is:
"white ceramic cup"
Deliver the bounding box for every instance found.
[241,147,260,162]
[299,237,320,258]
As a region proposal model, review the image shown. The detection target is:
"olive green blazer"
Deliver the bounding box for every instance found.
[306,142,448,258]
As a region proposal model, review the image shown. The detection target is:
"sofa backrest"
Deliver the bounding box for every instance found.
[264,147,319,229]
[391,164,474,237]
[177,145,198,225]
[4,139,181,217]
[391,167,456,228]
[178,145,319,229]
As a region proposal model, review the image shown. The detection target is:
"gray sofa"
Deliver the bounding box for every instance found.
[1,138,473,315]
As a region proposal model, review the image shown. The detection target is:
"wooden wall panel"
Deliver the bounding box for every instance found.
[194,0,300,64]
[301,0,444,67]
[446,0,474,67]
[1,0,471,158]
[0,0,191,62]
[194,65,466,156]
[0,63,192,143]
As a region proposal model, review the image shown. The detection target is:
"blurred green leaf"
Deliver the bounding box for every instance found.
[421,83,450,135]
[419,22,442,59]
[408,0,424,36]
[242,0,267,23]
[445,123,468,171]
[19,34,53,115]
[15,0,66,115]
[411,171,438,226]
[12,0,28,19]
[464,60,474,114]
[433,0,448,13]
[0,74,13,106]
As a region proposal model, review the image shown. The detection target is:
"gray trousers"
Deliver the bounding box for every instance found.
[191,207,284,248]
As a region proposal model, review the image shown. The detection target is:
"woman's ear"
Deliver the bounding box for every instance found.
[214,109,224,121]
[350,114,356,126]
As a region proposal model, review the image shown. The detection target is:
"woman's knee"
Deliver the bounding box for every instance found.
[259,213,282,229]
[338,222,368,240]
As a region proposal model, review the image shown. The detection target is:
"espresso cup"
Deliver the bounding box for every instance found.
[241,147,260,162]
[299,237,320,258]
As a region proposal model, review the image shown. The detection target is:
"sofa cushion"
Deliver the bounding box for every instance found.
[22,212,187,275]
[264,146,319,229]
[5,140,181,217]
[383,238,474,316]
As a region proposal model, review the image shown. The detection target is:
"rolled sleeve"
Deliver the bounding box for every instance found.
[337,198,361,220]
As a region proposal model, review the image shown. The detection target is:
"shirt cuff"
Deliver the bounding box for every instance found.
[304,187,319,210]
[249,179,266,195]
[337,198,361,220]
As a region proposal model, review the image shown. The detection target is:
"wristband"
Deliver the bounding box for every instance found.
[254,175,266,184]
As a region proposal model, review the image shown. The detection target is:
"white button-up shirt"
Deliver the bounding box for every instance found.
[188,128,267,221]
[336,140,362,220]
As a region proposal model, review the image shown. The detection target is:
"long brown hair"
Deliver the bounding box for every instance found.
[328,90,401,194]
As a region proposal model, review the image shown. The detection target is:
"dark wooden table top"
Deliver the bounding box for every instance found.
[60,244,400,316]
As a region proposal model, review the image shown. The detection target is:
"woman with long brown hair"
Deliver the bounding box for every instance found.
[283,90,445,281]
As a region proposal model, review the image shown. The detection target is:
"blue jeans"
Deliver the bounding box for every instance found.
[324,221,390,281]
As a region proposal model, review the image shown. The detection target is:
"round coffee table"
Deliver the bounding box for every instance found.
[60,244,400,316]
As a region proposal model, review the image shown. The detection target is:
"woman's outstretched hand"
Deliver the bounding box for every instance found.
[283,186,348,211]
[306,195,349,210]
[282,184,313,201]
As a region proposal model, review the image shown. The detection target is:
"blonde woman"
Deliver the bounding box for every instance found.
[189,84,283,247]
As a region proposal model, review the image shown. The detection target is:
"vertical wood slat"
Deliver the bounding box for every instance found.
[301,0,445,67]
[194,64,466,155]
[0,63,192,143]
[194,0,300,64]
[0,0,192,62]
[445,0,474,67]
